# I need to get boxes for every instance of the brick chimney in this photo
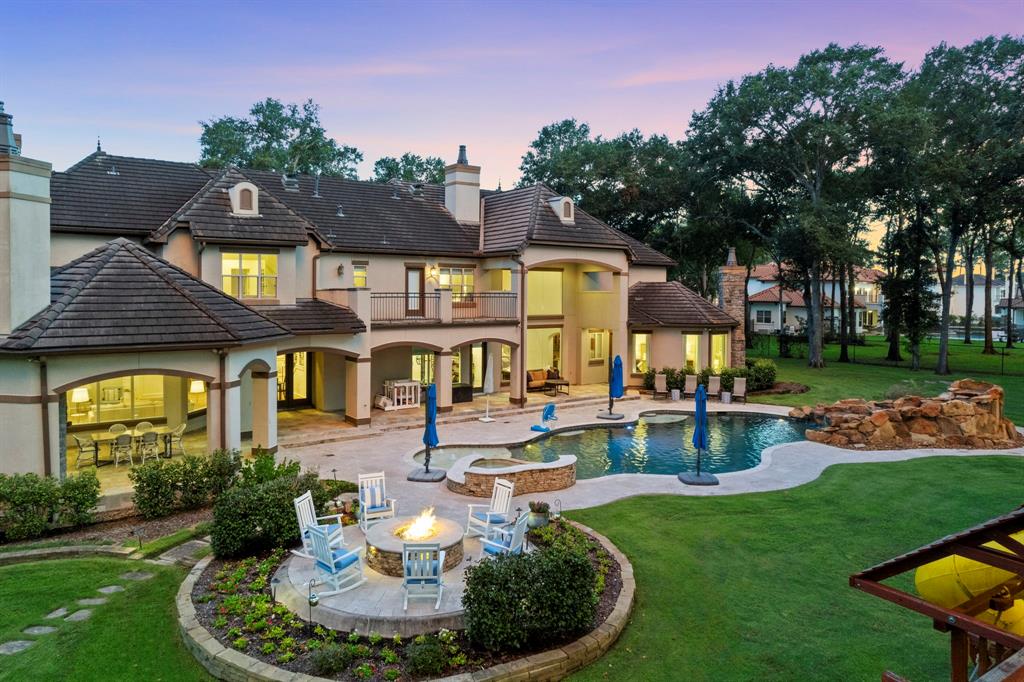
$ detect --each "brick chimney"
[444,144,480,225]
[718,246,746,367]
[0,102,51,335]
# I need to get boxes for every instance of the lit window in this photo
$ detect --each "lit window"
[221,252,278,299]
[501,345,511,382]
[411,349,435,384]
[588,330,604,362]
[353,263,367,288]
[451,351,462,383]
[439,267,475,302]
[632,333,651,374]
[755,309,772,324]
[711,334,728,372]
[66,375,170,426]
[684,334,701,372]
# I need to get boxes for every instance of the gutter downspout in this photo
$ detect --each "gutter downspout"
[197,241,205,279]
[39,358,51,476]
[218,350,227,450]
[312,254,320,300]
[513,255,527,407]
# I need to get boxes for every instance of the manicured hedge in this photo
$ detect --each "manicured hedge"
[129,449,241,519]
[642,357,777,393]
[0,470,100,541]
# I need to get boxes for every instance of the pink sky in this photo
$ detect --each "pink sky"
[3,0,1022,185]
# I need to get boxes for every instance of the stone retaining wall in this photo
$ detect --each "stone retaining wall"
[791,379,1023,450]
[447,460,576,497]
[178,522,635,682]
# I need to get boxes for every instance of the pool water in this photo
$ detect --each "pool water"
[414,412,813,478]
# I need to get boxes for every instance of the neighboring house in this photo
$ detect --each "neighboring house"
[0,104,743,483]
[747,263,884,332]
[996,296,1024,334]
[929,274,1007,319]
[748,285,864,335]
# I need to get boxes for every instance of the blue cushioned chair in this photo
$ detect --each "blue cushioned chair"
[481,512,529,557]
[358,471,397,532]
[402,543,445,610]
[293,490,346,559]
[466,477,514,538]
[308,525,365,597]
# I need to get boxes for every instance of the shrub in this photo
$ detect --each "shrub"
[405,635,448,676]
[310,642,355,676]
[207,449,241,496]
[170,455,211,510]
[463,547,597,651]
[239,449,301,486]
[528,500,549,514]
[129,461,177,519]
[641,367,656,391]
[745,358,777,391]
[211,471,327,558]
[0,473,60,541]
[56,469,100,526]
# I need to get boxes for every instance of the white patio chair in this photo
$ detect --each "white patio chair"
[402,543,445,611]
[733,377,747,403]
[167,423,187,456]
[108,423,128,435]
[358,471,396,532]
[135,421,154,434]
[112,433,134,467]
[683,374,698,398]
[466,478,514,538]
[71,434,98,468]
[137,430,161,464]
[308,525,365,597]
[293,490,346,559]
[481,512,529,557]
[653,373,669,400]
[707,375,721,399]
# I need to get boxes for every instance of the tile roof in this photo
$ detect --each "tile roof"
[749,263,885,284]
[150,167,315,246]
[748,284,862,308]
[51,152,211,236]
[628,281,737,328]
[952,273,1005,286]
[997,296,1024,310]
[258,299,366,335]
[0,238,290,354]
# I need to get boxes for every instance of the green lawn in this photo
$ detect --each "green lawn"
[568,455,1024,681]
[749,356,1024,424]
[0,558,210,681]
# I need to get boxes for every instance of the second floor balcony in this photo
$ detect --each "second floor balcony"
[370,291,518,326]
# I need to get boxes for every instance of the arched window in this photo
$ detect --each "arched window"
[240,188,253,211]
[563,201,572,218]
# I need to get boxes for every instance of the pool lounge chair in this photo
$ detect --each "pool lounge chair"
[683,374,698,399]
[733,377,747,403]
[707,375,721,400]
[653,373,669,400]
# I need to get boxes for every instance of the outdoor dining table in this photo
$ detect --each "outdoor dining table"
[89,425,175,466]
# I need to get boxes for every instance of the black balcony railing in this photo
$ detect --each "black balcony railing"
[370,293,440,323]
[452,292,518,321]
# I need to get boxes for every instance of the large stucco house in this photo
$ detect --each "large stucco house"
[0,104,745,489]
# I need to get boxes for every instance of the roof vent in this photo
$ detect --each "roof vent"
[313,174,321,198]
[281,173,300,191]
[107,164,120,176]
[409,182,424,197]
[392,185,401,199]
[335,204,345,217]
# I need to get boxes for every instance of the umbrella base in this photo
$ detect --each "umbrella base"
[477,416,495,423]
[596,412,625,420]
[407,468,447,483]
[678,472,719,486]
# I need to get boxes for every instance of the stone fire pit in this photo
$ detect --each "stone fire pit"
[364,516,465,577]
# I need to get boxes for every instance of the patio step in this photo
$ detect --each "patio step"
[277,394,640,450]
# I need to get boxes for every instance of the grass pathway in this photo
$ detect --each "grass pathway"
[567,455,1024,681]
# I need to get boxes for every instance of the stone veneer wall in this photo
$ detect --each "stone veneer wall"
[718,253,747,367]
[790,379,1022,449]
[446,461,576,497]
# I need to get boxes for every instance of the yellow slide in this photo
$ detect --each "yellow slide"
[914,531,1024,635]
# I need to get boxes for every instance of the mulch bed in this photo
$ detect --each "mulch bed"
[190,522,623,681]
[2,508,212,551]
[750,381,810,396]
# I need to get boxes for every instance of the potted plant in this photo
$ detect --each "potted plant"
[527,501,550,529]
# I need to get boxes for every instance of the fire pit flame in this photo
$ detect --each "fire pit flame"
[398,507,437,541]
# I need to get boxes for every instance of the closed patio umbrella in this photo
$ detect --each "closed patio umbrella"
[679,383,719,486]
[598,355,625,420]
[408,383,446,482]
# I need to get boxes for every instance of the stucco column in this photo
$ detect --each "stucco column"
[613,272,629,365]
[206,380,221,453]
[223,383,242,452]
[344,357,371,426]
[509,344,524,406]
[435,351,453,413]
[701,330,710,371]
[251,371,277,453]
[438,289,453,323]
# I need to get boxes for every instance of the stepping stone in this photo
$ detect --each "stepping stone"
[44,607,68,619]
[77,597,107,606]
[23,626,57,636]
[97,585,125,594]
[119,571,154,581]
[0,640,34,655]
[64,609,93,622]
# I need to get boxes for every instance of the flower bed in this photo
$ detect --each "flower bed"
[187,521,628,680]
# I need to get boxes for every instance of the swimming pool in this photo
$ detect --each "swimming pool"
[414,412,814,478]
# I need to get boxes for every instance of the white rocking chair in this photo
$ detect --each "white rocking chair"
[466,477,514,538]
[358,471,397,532]
[293,490,346,559]
[402,542,445,611]
[481,512,529,557]
[308,525,366,597]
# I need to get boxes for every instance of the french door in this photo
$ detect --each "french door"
[276,352,311,408]
[405,267,425,316]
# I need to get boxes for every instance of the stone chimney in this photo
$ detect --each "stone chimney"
[0,102,51,335]
[444,144,480,224]
[718,246,746,367]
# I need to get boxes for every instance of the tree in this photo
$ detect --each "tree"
[880,215,940,369]
[371,153,445,184]
[199,98,363,177]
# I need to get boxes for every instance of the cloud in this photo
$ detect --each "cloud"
[611,54,792,88]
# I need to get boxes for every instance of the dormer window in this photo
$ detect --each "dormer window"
[228,182,259,216]
[548,196,575,225]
